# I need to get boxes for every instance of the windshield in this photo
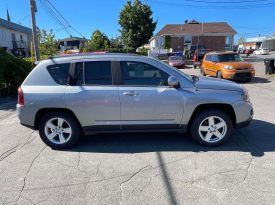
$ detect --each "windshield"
[218,54,243,62]
[169,56,182,60]
[153,58,193,81]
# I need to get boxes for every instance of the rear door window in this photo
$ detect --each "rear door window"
[84,61,112,85]
[47,63,70,85]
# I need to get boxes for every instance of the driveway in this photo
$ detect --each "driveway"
[1,64,275,205]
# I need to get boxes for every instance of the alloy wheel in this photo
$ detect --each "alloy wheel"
[198,116,227,143]
[44,117,72,145]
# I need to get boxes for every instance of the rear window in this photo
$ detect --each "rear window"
[47,63,70,85]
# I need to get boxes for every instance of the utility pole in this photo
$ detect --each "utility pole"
[30,0,40,61]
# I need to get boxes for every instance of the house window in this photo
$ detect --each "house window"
[184,36,192,44]
[225,36,232,48]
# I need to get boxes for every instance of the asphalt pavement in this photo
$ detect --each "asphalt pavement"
[1,61,275,205]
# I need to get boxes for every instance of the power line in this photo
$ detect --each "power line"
[183,0,271,4]
[45,0,84,38]
[39,0,74,36]
[39,0,84,37]
[143,0,275,9]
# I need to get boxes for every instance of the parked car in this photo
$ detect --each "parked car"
[193,49,213,69]
[184,44,206,59]
[254,48,269,55]
[244,49,254,57]
[17,53,253,149]
[168,56,185,69]
[201,52,255,81]
[237,48,244,54]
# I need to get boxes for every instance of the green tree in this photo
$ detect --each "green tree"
[237,36,245,45]
[38,29,58,58]
[119,0,157,50]
[110,36,123,48]
[86,30,110,51]
[0,48,32,95]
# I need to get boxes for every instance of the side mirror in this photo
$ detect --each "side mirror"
[168,76,180,88]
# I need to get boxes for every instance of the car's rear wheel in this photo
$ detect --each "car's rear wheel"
[216,71,223,79]
[38,112,81,149]
[190,109,233,146]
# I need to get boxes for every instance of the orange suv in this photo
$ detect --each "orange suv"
[201,52,255,81]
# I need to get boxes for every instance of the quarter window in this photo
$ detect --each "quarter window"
[205,55,212,61]
[47,63,70,85]
[84,61,112,85]
[120,61,169,86]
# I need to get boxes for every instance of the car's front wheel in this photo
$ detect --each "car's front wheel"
[38,112,81,149]
[190,109,233,146]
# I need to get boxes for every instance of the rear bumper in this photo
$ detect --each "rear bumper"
[17,104,36,129]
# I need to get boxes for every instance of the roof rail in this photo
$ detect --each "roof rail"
[47,52,139,59]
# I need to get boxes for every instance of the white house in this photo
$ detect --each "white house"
[0,18,32,56]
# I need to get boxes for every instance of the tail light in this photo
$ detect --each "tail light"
[18,87,24,106]
[193,54,196,62]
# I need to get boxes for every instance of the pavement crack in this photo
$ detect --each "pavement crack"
[22,131,36,147]
[0,144,19,162]
[50,158,87,174]
[140,177,152,193]
[77,152,80,169]
[119,165,150,205]
[242,155,253,184]
[15,146,47,205]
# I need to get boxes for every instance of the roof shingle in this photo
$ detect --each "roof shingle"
[155,22,236,36]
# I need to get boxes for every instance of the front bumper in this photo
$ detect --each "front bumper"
[223,70,255,80]
[236,108,253,128]
[235,102,253,128]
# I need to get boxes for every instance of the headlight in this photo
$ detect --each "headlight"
[241,86,250,102]
[224,65,234,70]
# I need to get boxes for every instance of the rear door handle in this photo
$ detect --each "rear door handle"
[122,91,139,96]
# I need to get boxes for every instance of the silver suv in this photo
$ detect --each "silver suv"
[17,54,253,149]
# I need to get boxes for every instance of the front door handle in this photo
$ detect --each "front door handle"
[122,91,139,96]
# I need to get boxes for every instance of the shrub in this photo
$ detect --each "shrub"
[0,48,32,96]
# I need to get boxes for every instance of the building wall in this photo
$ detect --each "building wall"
[0,26,13,48]
[0,26,31,50]
[150,36,164,50]
[171,37,184,51]
[192,36,227,51]
[169,35,234,52]
[262,39,275,51]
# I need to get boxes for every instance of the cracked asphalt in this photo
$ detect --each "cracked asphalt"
[1,60,275,205]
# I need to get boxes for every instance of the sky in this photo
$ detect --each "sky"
[1,0,275,43]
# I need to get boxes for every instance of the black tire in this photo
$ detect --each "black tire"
[189,109,233,146]
[216,71,223,79]
[38,112,81,149]
[246,78,252,82]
